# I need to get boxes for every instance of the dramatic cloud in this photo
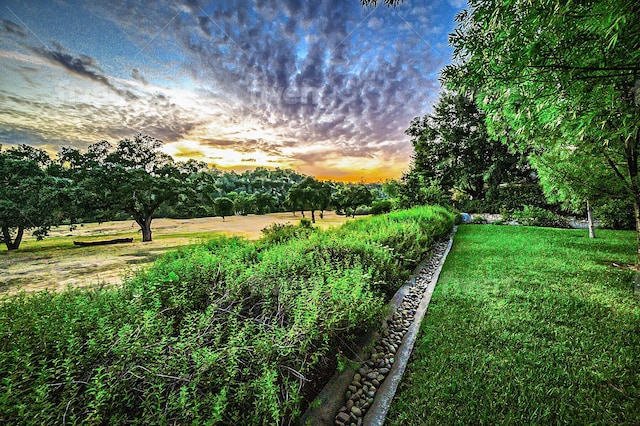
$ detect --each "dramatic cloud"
[0,0,464,181]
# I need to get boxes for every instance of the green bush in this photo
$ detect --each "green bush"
[456,184,556,214]
[260,221,314,245]
[596,198,635,230]
[370,199,394,215]
[0,206,454,425]
[510,205,570,228]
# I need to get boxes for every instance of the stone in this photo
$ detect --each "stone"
[372,379,380,387]
[366,372,378,380]
[351,406,362,417]
[348,385,357,393]
[351,380,362,388]
[346,400,354,411]
[336,412,350,424]
[376,374,385,382]
[379,367,390,374]
[353,373,361,382]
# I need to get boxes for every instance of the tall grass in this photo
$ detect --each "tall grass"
[0,206,454,425]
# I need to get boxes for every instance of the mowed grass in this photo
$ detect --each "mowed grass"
[387,225,640,425]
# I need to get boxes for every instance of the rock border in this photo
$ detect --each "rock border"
[301,228,456,426]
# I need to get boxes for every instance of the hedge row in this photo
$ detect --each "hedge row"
[0,206,454,425]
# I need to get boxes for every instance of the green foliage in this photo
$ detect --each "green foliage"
[387,225,639,425]
[403,92,532,202]
[370,199,394,215]
[596,198,635,230]
[0,145,69,250]
[0,206,454,424]
[59,134,203,242]
[259,221,314,245]
[507,206,570,229]
[213,197,235,221]
[286,177,333,223]
[333,184,374,217]
[456,183,555,214]
[442,0,640,260]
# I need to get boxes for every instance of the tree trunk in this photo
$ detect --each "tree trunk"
[586,199,596,239]
[2,225,24,250]
[136,216,153,242]
[301,210,305,218]
[320,210,324,219]
[634,193,640,266]
[311,210,316,223]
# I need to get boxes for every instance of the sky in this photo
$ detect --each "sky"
[0,0,465,182]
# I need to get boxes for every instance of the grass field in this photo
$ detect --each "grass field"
[0,212,350,295]
[386,225,640,425]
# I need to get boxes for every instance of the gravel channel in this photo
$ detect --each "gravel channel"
[334,236,452,426]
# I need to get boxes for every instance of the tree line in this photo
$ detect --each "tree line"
[0,135,395,250]
[368,0,637,258]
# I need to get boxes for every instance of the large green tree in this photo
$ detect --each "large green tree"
[403,92,530,202]
[0,145,69,250]
[439,0,640,260]
[61,134,195,242]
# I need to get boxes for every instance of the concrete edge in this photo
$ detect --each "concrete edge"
[362,227,457,425]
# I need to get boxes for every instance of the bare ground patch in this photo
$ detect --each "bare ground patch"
[0,212,350,295]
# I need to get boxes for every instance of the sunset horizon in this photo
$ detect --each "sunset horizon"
[0,0,465,181]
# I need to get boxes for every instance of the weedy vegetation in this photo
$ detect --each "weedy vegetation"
[0,206,454,425]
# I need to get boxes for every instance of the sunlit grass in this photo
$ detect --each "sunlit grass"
[387,225,639,425]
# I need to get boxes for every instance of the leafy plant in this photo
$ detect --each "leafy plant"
[0,206,455,424]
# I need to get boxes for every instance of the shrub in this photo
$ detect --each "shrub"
[370,199,394,215]
[510,205,570,228]
[0,206,455,425]
[260,221,314,245]
[596,198,635,230]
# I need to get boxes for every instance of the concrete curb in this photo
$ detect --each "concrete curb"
[363,227,456,425]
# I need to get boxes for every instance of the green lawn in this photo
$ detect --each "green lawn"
[387,225,639,425]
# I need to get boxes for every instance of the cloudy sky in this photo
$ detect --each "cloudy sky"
[0,0,464,181]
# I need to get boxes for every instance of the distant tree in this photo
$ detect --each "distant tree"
[335,184,373,218]
[213,197,235,221]
[286,177,333,223]
[382,179,401,199]
[254,192,276,215]
[61,134,194,242]
[0,145,68,250]
[231,191,255,216]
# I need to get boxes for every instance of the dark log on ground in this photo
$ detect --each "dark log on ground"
[73,238,133,247]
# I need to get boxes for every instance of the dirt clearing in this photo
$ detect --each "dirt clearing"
[1,212,350,295]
